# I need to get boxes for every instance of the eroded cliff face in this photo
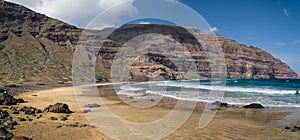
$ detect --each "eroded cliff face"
[0,1,297,85]
[219,37,297,79]
[97,24,298,80]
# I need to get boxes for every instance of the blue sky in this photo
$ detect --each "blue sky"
[7,0,300,75]
[179,0,300,75]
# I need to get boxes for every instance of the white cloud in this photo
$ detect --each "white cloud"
[292,40,300,44]
[209,27,218,32]
[283,8,290,16]
[164,0,179,3]
[275,40,300,46]
[275,42,287,46]
[138,21,151,24]
[6,0,137,29]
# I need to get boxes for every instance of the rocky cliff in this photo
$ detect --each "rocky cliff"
[98,24,298,80]
[0,1,297,85]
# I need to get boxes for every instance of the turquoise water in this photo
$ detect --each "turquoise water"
[118,79,300,108]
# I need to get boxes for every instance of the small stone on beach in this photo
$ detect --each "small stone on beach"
[82,109,91,113]
[80,124,88,128]
[12,109,19,114]
[17,117,26,122]
[49,117,58,121]
[60,117,68,121]
[83,103,101,108]
[56,125,62,128]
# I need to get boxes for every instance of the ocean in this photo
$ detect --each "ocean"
[117,79,300,108]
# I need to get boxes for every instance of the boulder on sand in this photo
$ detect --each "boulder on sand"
[0,93,25,105]
[43,103,73,114]
[243,103,264,109]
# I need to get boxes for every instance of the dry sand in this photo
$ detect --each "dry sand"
[5,83,300,140]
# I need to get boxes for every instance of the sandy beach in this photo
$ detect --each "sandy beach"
[3,83,300,140]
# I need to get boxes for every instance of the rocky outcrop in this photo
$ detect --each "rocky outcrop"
[43,103,73,114]
[0,93,25,105]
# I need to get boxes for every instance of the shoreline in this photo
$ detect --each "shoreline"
[1,83,300,139]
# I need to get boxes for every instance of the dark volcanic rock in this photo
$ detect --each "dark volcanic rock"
[25,116,32,122]
[36,114,42,119]
[0,127,13,139]
[0,110,18,130]
[0,110,9,119]
[212,101,229,107]
[43,103,72,114]
[243,103,264,109]
[0,93,25,105]
[60,117,68,121]
[289,126,300,132]
[49,117,58,121]
[56,125,62,128]
[17,117,26,122]
[12,109,19,114]
[19,106,42,115]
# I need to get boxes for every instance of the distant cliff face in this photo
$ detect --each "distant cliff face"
[218,37,297,79]
[98,24,298,80]
[0,1,297,85]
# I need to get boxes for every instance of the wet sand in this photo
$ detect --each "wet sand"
[5,84,300,140]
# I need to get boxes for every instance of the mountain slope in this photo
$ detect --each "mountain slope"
[0,31,73,85]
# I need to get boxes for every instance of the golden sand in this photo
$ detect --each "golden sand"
[7,84,300,140]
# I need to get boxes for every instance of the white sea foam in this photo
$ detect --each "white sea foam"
[156,82,296,95]
[117,81,300,108]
